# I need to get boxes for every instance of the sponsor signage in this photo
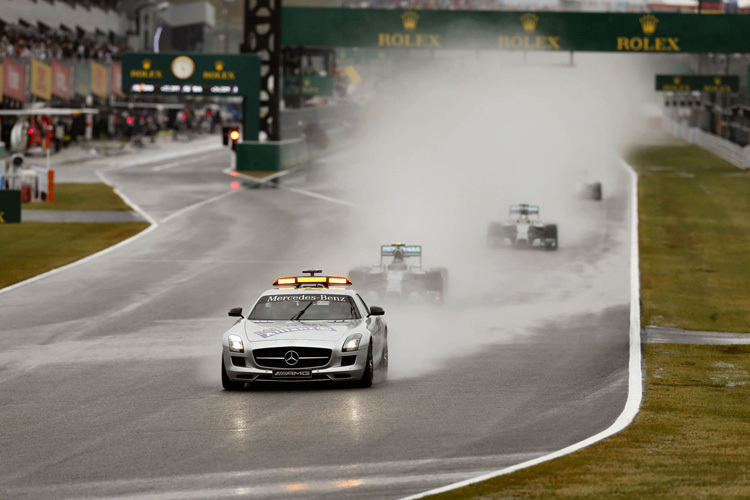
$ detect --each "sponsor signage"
[2,58,25,102]
[283,74,334,96]
[31,59,52,101]
[283,8,750,53]
[111,62,124,97]
[51,61,71,99]
[122,53,258,96]
[655,75,739,93]
[91,61,108,98]
[74,62,91,96]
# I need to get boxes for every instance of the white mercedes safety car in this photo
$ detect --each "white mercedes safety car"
[221,270,388,389]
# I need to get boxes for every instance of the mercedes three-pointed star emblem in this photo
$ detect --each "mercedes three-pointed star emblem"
[284,350,300,366]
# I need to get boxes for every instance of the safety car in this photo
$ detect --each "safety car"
[221,270,388,390]
[348,243,447,303]
[487,204,558,250]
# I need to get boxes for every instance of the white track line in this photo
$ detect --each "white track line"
[0,146,228,296]
[160,189,241,224]
[399,161,643,500]
[151,161,183,172]
[226,168,362,209]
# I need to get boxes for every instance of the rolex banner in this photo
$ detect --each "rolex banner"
[283,8,750,53]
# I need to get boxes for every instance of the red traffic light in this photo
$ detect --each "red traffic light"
[28,128,34,135]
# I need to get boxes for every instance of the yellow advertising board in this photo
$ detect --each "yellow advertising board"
[91,61,108,98]
[30,59,52,101]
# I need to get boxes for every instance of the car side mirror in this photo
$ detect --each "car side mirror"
[228,307,244,318]
[369,306,385,316]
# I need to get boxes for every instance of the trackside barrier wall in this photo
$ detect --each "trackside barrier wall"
[0,190,22,223]
[664,116,750,169]
[235,128,346,172]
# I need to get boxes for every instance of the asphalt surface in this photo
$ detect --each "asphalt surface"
[0,146,633,499]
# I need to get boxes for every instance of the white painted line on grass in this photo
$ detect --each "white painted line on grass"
[399,161,643,500]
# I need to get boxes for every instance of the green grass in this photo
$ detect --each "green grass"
[427,344,750,500]
[628,144,750,333]
[23,183,133,211]
[423,138,750,499]
[0,222,148,289]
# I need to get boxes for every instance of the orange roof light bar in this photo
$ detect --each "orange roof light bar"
[298,276,327,283]
[327,277,351,285]
[274,277,297,286]
[272,276,352,287]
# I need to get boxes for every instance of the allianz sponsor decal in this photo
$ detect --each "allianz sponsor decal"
[256,325,338,339]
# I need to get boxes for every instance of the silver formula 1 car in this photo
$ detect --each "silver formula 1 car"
[221,270,388,390]
[487,204,558,250]
[348,243,447,303]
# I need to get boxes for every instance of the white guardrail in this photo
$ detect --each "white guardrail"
[663,117,750,170]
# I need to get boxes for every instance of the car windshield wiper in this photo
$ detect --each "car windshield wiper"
[290,301,314,321]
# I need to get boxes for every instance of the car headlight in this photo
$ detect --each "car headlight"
[342,333,363,352]
[228,334,244,353]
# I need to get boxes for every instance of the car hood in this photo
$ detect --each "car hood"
[244,320,364,342]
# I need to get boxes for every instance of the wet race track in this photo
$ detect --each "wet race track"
[0,143,635,499]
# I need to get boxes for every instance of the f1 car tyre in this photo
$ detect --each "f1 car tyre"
[377,341,389,383]
[487,222,503,248]
[426,269,446,303]
[543,224,558,251]
[358,344,374,388]
[591,182,602,201]
[221,359,245,391]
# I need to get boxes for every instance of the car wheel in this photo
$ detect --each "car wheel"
[358,344,374,388]
[487,223,502,248]
[377,342,389,383]
[221,359,245,391]
[591,182,602,201]
[543,224,558,251]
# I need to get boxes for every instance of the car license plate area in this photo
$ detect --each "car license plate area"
[272,369,312,379]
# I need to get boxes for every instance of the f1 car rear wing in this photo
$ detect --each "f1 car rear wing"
[509,204,540,216]
[380,243,422,268]
[381,244,422,257]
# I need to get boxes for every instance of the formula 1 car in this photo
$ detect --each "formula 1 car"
[348,243,447,303]
[578,181,602,201]
[487,204,558,250]
[221,270,388,389]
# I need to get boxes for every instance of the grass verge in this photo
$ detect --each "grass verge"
[0,222,148,289]
[23,183,132,211]
[628,143,750,333]
[423,138,750,499]
[427,344,750,500]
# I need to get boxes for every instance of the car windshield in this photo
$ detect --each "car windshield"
[249,294,360,321]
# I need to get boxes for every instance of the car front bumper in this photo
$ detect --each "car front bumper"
[223,341,369,383]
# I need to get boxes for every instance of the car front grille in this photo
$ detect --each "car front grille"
[253,346,332,369]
